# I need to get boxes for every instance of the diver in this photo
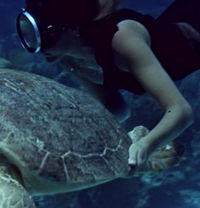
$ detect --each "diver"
[16,0,200,170]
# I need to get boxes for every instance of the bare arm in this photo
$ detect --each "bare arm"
[112,20,194,164]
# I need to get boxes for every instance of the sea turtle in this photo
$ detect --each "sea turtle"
[0,68,181,207]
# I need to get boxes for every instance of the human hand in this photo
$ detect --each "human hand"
[127,126,153,170]
[128,137,153,169]
[127,126,184,174]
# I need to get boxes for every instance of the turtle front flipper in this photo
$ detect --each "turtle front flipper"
[128,126,184,175]
[0,166,36,208]
[137,141,184,174]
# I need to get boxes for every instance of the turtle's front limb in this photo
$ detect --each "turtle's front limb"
[0,168,36,208]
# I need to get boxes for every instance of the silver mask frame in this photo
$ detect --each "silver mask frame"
[16,9,42,53]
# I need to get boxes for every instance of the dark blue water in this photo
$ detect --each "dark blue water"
[0,1,200,208]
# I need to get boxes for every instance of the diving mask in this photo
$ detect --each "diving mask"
[16,9,66,53]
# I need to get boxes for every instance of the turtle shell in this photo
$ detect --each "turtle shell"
[0,69,131,194]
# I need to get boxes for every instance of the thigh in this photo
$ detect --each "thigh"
[151,22,200,80]
[157,0,200,32]
[101,88,131,123]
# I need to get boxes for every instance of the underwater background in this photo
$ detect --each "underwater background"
[0,0,200,207]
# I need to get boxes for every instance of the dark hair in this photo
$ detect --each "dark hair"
[26,0,100,26]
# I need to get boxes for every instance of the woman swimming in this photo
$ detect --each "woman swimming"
[16,0,200,169]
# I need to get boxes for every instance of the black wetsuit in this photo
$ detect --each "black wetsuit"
[80,0,200,95]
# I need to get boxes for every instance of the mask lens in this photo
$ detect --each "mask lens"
[17,11,41,53]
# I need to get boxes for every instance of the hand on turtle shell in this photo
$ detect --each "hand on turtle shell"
[128,136,153,169]
[128,126,151,169]
[127,126,184,174]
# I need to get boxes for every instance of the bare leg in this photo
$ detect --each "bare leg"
[101,89,131,123]
[158,0,200,32]
[176,22,200,53]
